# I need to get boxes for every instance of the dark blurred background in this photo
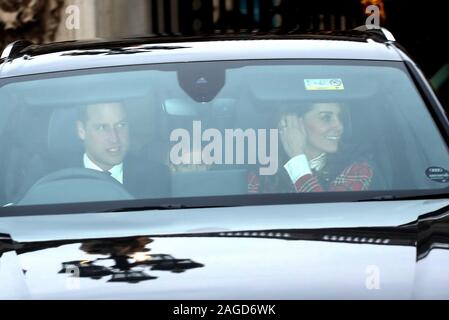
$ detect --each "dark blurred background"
[0,0,447,79]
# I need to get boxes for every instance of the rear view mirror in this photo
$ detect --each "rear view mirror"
[163,98,199,116]
[162,98,236,117]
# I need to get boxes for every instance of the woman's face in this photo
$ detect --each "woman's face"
[302,102,344,157]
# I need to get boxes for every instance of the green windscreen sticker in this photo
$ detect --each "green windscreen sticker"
[304,79,344,91]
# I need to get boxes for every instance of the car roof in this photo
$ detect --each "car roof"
[0,30,405,79]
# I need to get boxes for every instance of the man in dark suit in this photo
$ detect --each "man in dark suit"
[76,101,170,199]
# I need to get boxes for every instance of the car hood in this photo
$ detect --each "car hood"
[2,199,449,299]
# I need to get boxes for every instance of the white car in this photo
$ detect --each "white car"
[1,28,449,299]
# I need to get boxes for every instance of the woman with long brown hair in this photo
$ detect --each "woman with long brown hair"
[248,101,374,193]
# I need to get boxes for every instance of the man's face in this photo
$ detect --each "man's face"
[77,102,130,171]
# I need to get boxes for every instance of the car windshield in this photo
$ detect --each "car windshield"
[1,59,449,209]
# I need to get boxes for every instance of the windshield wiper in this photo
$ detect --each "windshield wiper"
[0,233,23,256]
[358,190,449,202]
[107,202,229,213]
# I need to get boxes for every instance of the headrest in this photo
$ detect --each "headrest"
[47,107,83,158]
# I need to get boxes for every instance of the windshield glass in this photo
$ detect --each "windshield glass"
[1,60,448,207]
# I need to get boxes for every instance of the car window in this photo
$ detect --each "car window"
[0,59,448,207]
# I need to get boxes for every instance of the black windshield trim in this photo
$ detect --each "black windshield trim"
[1,189,449,218]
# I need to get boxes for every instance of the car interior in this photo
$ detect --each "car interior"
[0,60,449,206]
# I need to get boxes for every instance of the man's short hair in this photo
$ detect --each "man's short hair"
[77,101,126,123]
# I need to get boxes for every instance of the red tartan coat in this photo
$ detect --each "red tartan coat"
[248,161,373,193]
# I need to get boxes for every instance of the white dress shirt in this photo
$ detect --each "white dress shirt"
[283,153,327,183]
[83,153,123,184]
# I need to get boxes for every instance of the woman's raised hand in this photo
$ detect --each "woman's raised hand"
[279,113,307,159]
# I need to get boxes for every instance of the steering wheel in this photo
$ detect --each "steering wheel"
[18,168,134,205]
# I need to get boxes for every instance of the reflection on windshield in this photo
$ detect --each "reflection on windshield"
[0,60,449,208]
